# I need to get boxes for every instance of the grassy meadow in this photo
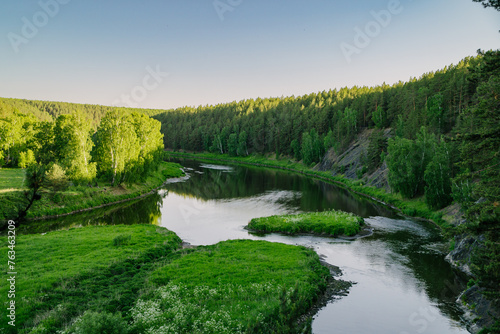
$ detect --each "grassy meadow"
[0,225,182,333]
[0,227,333,333]
[0,161,184,221]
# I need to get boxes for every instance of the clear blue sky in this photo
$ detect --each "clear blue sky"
[1,0,498,109]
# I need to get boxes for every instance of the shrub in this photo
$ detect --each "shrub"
[112,234,132,246]
[44,163,69,193]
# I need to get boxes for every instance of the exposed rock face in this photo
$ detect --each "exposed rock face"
[459,285,500,334]
[317,128,391,191]
[446,234,485,277]
[446,234,500,333]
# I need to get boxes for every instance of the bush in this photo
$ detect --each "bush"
[112,234,132,246]
[44,163,69,193]
[65,311,128,334]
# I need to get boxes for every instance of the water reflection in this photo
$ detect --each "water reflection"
[168,159,396,219]
[17,192,163,235]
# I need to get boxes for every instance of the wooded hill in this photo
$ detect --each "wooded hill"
[0,51,498,317]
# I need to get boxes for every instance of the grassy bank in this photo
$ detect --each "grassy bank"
[0,224,183,334]
[0,226,333,333]
[136,239,330,333]
[167,151,450,232]
[248,210,364,238]
[0,161,184,221]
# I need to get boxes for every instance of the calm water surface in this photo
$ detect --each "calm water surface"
[23,159,470,333]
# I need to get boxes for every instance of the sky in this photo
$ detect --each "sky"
[0,0,498,110]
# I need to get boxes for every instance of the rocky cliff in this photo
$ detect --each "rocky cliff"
[317,128,391,191]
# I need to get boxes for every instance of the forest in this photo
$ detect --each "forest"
[0,103,165,219]
[0,50,498,329]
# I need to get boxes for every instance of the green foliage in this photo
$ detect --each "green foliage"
[44,163,69,193]
[145,239,330,333]
[427,93,445,133]
[54,113,96,183]
[64,311,129,334]
[0,110,37,167]
[248,210,364,237]
[160,162,185,179]
[237,131,248,156]
[424,139,453,209]
[367,129,387,172]
[372,106,387,129]
[387,128,437,198]
[18,149,36,168]
[93,110,140,184]
[323,129,336,152]
[291,139,301,161]
[301,132,314,165]
[301,129,323,166]
[227,133,238,156]
[471,236,500,300]
[0,168,25,191]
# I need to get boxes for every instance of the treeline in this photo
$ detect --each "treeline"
[0,97,170,128]
[0,109,164,185]
[154,55,477,159]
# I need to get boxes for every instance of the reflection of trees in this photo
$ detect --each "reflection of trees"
[311,180,397,218]
[166,161,394,219]
[17,193,163,235]
[371,227,468,324]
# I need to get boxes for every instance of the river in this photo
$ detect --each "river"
[23,159,470,333]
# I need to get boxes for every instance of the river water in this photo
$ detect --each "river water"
[23,159,470,333]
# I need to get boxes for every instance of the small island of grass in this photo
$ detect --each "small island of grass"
[247,210,365,238]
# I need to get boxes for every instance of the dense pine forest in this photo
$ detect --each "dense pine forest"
[0,50,499,330]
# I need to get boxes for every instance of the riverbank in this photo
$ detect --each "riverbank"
[0,162,184,222]
[166,152,450,232]
[0,225,340,333]
[246,210,366,238]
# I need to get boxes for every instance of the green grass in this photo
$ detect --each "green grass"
[0,168,25,193]
[0,228,332,333]
[248,210,364,237]
[0,162,184,220]
[135,239,330,333]
[0,224,182,333]
[168,151,451,232]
